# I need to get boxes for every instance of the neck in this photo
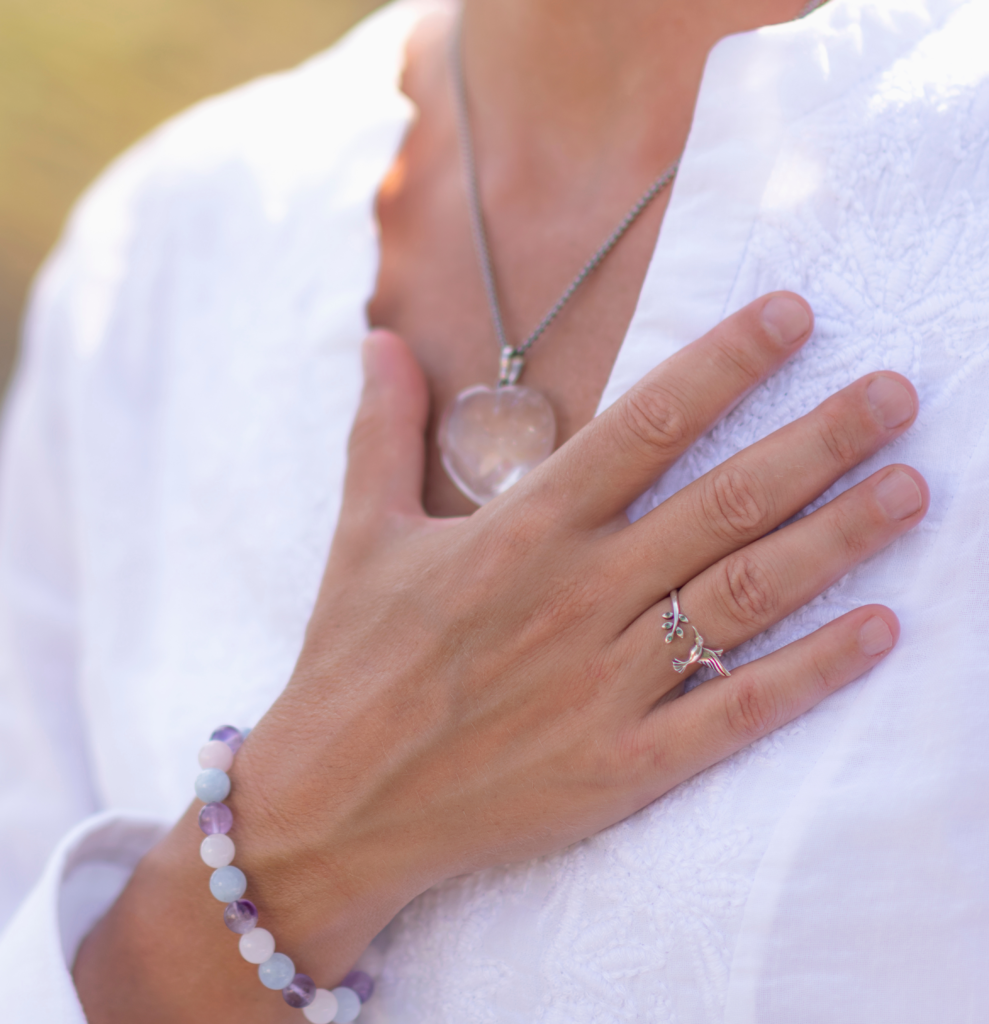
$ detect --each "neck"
[459,0,810,188]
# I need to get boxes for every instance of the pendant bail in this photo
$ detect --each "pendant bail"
[498,347,525,387]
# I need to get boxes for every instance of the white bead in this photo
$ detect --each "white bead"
[302,989,339,1024]
[198,739,234,772]
[355,943,385,979]
[200,834,235,868]
[238,927,275,964]
[331,986,361,1023]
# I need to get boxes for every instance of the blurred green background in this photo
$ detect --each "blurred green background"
[0,0,383,394]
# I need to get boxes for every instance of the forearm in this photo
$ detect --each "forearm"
[74,806,282,1024]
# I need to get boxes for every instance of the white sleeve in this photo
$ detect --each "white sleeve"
[0,813,166,1019]
[0,138,171,1016]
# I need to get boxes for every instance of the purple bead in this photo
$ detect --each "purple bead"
[223,899,258,934]
[342,970,375,1003]
[210,725,243,753]
[282,973,317,1008]
[198,801,233,835]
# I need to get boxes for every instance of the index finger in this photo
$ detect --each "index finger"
[533,292,813,526]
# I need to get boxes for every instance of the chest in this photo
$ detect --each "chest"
[366,84,673,516]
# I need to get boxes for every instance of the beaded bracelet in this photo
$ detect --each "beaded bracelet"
[196,726,380,1023]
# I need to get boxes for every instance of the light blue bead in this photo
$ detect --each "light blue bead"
[209,865,246,903]
[332,987,361,1023]
[195,768,231,803]
[240,727,252,739]
[258,952,295,990]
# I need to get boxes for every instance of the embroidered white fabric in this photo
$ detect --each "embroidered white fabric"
[1,0,989,1020]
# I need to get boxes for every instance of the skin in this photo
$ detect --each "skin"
[372,0,817,516]
[75,1,930,1021]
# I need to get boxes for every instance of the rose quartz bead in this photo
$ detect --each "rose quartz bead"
[238,927,275,964]
[198,802,233,834]
[198,739,234,772]
[302,989,339,1024]
[200,833,235,868]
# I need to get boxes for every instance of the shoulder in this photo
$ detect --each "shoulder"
[26,0,439,368]
[63,0,434,237]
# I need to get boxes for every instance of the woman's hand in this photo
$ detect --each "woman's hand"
[77,293,926,1023]
[237,293,924,955]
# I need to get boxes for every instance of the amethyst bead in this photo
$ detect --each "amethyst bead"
[342,970,375,1003]
[223,899,258,935]
[210,725,244,753]
[283,973,317,1009]
[198,739,234,772]
[198,801,233,835]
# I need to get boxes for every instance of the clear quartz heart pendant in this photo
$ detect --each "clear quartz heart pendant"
[438,383,557,506]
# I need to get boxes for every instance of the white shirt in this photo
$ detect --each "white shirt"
[2,0,989,1020]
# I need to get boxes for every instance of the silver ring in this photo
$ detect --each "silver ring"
[661,588,689,644]
[663,589,731,677]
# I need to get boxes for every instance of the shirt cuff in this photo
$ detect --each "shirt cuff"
[0,810,168,1021]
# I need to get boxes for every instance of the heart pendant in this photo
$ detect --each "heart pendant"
[438,383,557,505]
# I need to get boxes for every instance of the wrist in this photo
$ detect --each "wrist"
[220,720,430,978]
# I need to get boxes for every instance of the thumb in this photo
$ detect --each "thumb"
[339,330,430,530]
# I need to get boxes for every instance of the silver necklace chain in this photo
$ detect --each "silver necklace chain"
[450,22,680,386]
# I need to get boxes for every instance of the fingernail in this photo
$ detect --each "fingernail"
[867,375,914,429]
[874,469,923,520]
[859,615,894,657]
[761,295,811,346]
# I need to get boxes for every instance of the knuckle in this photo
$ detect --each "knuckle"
[718,551,782,628]
[703,465,771,543]
[723,677,784,743]
[816,406,862,467]
[475,503,561,583]
[469,524,598,639]
[617,384,693,459]
[496,503,552,552]
[467,524,532,594]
